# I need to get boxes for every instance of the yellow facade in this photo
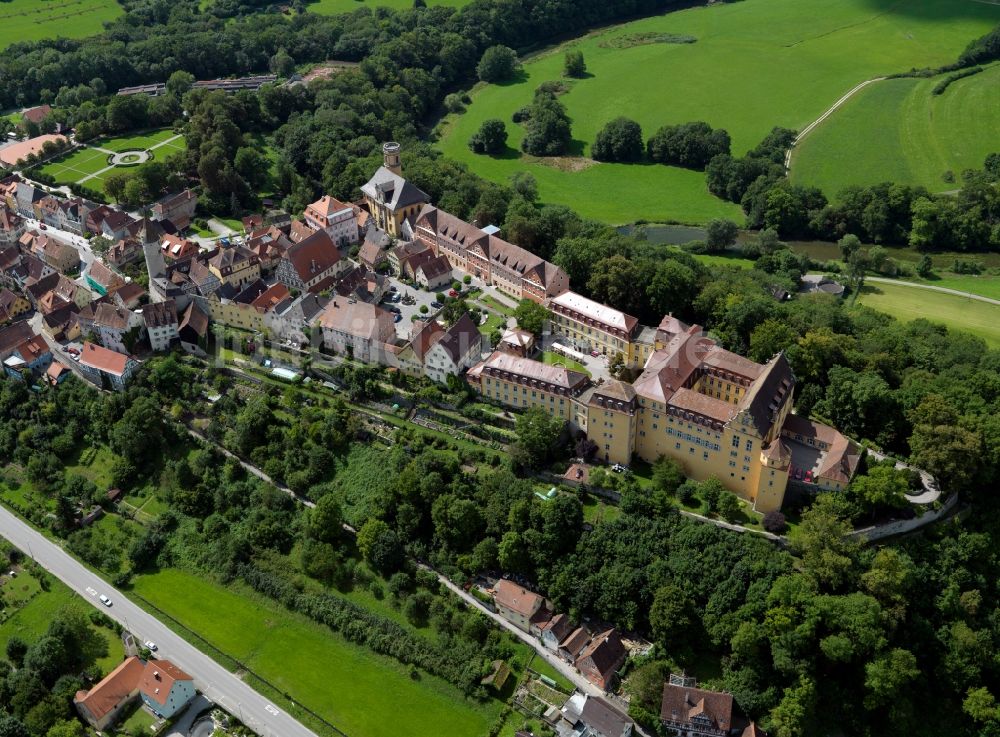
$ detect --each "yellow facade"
[206,299,263,332]
[586,403,636,466]
[479,374,576,421]
[550,312,636,363]
[209,260,260,290]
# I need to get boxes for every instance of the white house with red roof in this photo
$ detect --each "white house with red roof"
[303,194,359,246]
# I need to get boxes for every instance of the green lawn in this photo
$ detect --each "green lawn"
[438,0,1000,224]
[0,0,122,49]
[130,568,498,737]
[36,129,185,198]
[307,0,468,15]
[855,281,1000,347]
[906,274,1000,301]
[97,128,181,153]
[539,350,590,375]
[65,445,116,488]
[790,64,1000,195]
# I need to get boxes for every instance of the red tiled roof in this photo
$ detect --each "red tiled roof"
[494,579,545,618]
[74,656,145,721]
[660,683,734,732]
[138,660,192,707]
[80,342,130,376]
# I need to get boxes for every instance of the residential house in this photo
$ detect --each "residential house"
[263,292,327,346]
[275,228,346,293]
[335,265,388,304]
[492,579,552,636]
[559,693,634,737]
[187,259,221,297]
[85,260,126,296]
[413,204,568,303]
[393,319,445,377]
[415,254,454,291]
[197,279,272,332]
[358,226,392,271]
[388,239,431,277]
[399,247,437,281]
[208,245,260,290]
[41,304,80,341]
[141,300,179,351]
[540,613,573,652]
[316,297,395,363]
[422,312,483,384]
[107,237,144,267]
[78,342,138,390]
[241,213,264,233]
[3,334,51,378]
[150,190,197,230]
[498,327,536,358]
[0,321,36,360]
[92,303,143,353]
[19,231,79,273]
[245,226,292,271]
[98,210,133,241]
[14,182,44,218]
[46,361,70,385]
[75,657,195,731]
[303,194,359,246]
[47,274,91,309]
[21,104,52,128]
[559,627,591,663]
[112,282,145,310]
[138,660,196,719]
[288,219,316,243]
[0,288,30,323]
[360,143,429,237]
[660,682,737,737]
[25,272,60,309]
[160,234,199,262]
[0,206,25,246]
[178,301,209,356]
[248,282,290,314]
[575,629,627,691]
[74,657,147,731]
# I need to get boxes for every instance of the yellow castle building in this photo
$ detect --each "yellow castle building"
[469,315,859,513]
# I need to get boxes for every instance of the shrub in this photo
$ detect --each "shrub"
[647,121,731,169]
[477,45,519,83]
[564,49,586,78]
[443,93,465,113]
[468,119,508,155]
[592,117,643,162]
[762,511,787,534]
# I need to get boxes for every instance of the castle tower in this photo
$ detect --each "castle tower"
[383,141,402,176]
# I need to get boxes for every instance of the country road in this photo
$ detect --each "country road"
[0,505,320,737]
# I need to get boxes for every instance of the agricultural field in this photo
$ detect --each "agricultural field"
[438,0,1000,224]
[307,0,468,15]
[855,281,1000,348]
[130,568,500,737]
[0,0,122,49]
[790,64,1000,195]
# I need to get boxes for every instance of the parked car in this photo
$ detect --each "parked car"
[804,470,814,483]
[144,641,157,651]
[591,350,600,357]
[431,301,443,309]
[611,463,629,473]
[393,314,402,323]
[388,285,397,292]
[448,289,459,297]
[99,594,112,607]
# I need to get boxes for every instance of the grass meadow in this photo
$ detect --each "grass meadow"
[790,63,1000,195]
[438,0,1000,224]
[130,568,499,737]
[855,281,1000,347]
[0,0,122,48]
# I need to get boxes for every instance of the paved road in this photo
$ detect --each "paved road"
[0,505,320,737]
[865,276,1000,307]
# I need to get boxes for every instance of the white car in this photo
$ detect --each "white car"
[144,641,158,651]
[99,594,112,607]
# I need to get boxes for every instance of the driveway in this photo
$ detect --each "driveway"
[164,695,214,737]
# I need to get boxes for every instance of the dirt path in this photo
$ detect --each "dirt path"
[865,276,1000,308]
[785,77,886,169]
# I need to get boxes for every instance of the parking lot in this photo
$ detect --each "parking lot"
[383,275,451,339]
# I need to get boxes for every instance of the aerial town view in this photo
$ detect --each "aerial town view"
[0,0,998,736]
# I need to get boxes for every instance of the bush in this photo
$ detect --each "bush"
[592,117,643,162]
[443,93,465,113]
[564,49,586,78]
[520,89,572,157]
[477,45,519,83]
[762,511,787,534]
[952,258,982,275]
[647,121,731,169]
[469,119,508,155]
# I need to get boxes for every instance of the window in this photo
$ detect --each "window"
[675,442,681,450]
[731,436,740,448]
[745,439,753,452]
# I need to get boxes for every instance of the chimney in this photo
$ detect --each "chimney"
[383,142,402,176]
